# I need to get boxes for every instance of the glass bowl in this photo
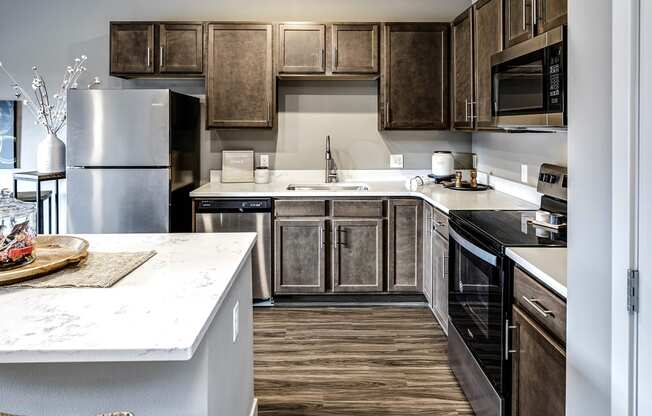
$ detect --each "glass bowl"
[0,189,37,270]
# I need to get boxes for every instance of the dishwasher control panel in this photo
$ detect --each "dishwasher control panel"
[196,198,272,212]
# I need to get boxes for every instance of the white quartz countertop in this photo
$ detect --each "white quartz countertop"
[190,179,537,214]
[506,247,567,299]
[0,233,257,364]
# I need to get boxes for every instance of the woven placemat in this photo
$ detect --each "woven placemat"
[6,251,156,288]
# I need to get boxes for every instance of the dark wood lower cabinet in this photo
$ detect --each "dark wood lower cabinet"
[331,219,383,293]
[387,199,423,292]
[511,305,566,416]
[274,219,327,294]
[432,231,449,332]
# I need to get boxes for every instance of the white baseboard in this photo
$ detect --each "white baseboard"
[249,398,258,416]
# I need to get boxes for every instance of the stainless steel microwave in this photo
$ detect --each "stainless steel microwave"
[491,26,566,130]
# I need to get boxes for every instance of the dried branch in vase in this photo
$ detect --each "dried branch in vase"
[0,55,91,135]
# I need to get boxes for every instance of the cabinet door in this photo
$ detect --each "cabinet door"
[452,8,475,130]
[332,219,383,293]
[511,305,566,416]
[422,205,433,305]
[387,199,422,292]
[159,23,203,74]
[110,23,155,74]
[433,231,449,333]
[332,24,379,74]
[278,24,326,73]
[474,0,503,128]
[380,23,449,130]
[537,0,567,35]
[274,219,327,294]
[207,23,273,128]
[505,0,535,48]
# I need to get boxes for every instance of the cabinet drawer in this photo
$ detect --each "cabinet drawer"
[275,199,327,217]
[331,200,384,218]
[514,266,567,344]
[433,209,449,238]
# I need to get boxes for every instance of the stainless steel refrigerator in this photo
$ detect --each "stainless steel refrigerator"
[66,89,200,233]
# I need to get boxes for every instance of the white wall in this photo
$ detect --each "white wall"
[567,0,613,414]
[472,131,567,186]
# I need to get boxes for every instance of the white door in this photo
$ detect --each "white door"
[637,0,652,413]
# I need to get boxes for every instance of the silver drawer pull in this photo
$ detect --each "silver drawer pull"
[522,296,555,318]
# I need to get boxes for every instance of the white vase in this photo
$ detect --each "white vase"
[36,133,66,173]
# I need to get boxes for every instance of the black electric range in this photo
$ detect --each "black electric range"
[447,165,567,416]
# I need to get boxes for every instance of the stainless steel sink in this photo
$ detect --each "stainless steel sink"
[286,183,369,191]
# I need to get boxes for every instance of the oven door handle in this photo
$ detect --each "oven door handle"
[449,228,498,267]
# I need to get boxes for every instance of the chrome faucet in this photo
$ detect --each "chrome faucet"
[325,135,338,183]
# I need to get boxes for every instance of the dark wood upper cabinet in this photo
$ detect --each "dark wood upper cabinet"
[110,23,155,75]
[159,23,203,74]
[331,219,384,293]
[505,0,535,48]
[537,0,567,35]
[331,24,379,74]
[452,9,474,130]
[474,0,503,128]
[511,305,566,416]
[206,23,274,128]
[380,23,450,130]
[387,199,422,292]
[278,24,326,73]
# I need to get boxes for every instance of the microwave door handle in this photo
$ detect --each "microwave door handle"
[449,228,498,267]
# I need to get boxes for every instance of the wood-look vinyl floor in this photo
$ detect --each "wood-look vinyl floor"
[254,307,474,416]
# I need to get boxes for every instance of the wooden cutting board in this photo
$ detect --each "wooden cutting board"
[0,235,89,286]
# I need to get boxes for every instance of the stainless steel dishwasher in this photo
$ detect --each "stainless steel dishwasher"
[194,198,272,301]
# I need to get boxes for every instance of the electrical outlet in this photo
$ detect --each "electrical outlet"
[259,154,269,168]
[390,154,404,169]
[232,301,239,343]
[521,164,528,183]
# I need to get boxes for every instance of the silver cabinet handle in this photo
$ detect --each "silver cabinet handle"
[522,0,527,31]
[147,47,151,68]
[320,48,325,69]
[334,47,338,67]
[319,226,326,248]
[522,296,555,318]
[469,101,478,120]
[160,46,164,67]
[465,98,469,121]
[532,0,538,32]
[505,319,518,360]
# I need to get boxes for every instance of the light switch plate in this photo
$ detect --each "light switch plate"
[232,301,239,343]
[259,154,269,168]
[390,154,404,169]
[521,164,528,183]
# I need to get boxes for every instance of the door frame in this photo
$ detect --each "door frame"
[611,0,641,415]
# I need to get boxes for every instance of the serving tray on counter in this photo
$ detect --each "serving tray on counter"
[0,236,89,286]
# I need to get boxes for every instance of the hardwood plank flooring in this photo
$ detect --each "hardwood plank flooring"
[254,307,473,416]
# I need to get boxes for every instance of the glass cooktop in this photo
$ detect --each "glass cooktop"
[450,210,567,248]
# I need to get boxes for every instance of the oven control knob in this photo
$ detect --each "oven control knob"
[548,174,558,184]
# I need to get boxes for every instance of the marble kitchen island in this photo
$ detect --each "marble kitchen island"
[0,233,258,416]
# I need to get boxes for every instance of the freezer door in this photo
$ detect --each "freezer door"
[67,168,170,233]
[67,89,171,167]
